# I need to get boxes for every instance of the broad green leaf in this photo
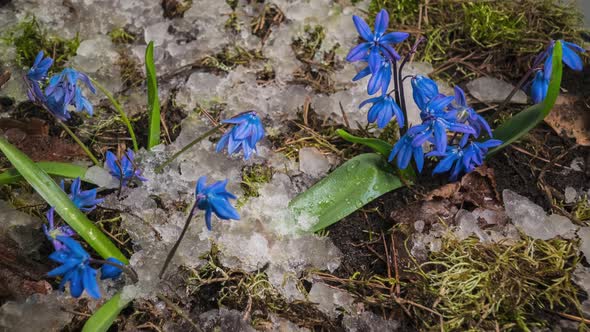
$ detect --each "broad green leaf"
[82,292,131,332]
[336,129,392,157]
[489,41,563,154]
[0,162,89,185]
[145,41,161,150]
[0,138,127,263]
[289,153,403,232]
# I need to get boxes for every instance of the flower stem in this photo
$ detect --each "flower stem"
[91,79,139,152]
[154,124,224,173]
[90,258,139,283]
[57,120,100,166]
[158,201,199,279]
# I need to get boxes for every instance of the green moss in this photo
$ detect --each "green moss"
[292,25,326,62]
[236,164,274,207]
[1,16,80,70]
[201,46,264,73]
[225,12,241,34]
[573,195,590,222]
[364,0,585,80]
[109,28,135,44]
[411,234,583,330]
[367,0,419,26]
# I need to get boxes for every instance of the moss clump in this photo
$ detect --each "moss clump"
[240,164,274,199]
[109,27,135,45]
[292,25,326,62]
[201,46,264,73]
[573,195,590,221]
[412,234,582,330]
[2,16,80,70]
[367,0,419,26]
[162,0,193,19]
[251,3,285,39]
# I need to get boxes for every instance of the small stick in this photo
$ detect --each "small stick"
[158,202,199,278]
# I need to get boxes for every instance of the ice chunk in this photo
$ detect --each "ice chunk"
[466,77,528,104]
[454,209,489,242]
[299,147,331,177]
[573,265,590,297]
[564,186,578,204]
[578,227,590,263]
[308,283,354,318]
[199,308,256,332]
[84,166,119,189]
[342,311,400,332]
[0,200,44,255]
[503,190,578,240]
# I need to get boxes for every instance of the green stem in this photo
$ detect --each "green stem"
[154,124,224,173]
[57,120,100,166]
[91,79,139,152]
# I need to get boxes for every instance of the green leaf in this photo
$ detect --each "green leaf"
[0,162,90,185]
[82,292,131,332]
[489,41,563,154]
[0,137,127,263]
[145,41,161,150]
[336,129,392,157]
[289,153,403,232]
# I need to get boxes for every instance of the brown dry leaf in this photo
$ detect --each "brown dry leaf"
[1,118,87,162]
[544,95,590,146]
[0,70,10,90]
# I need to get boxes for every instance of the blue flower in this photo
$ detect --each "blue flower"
[429,139,502,181]
[530,70,550,104]
[44,68,96,120]
[359,93,404,129]
[216,111,265,160]
[453,86,492,144]
[408,95,476,153]
[195,176,240,230]
[532,40,585,104]
[412,75,440,112]
[27,51,53,82]
[367,60,392,95]
[60,177,104,212]
[47,236,100,299]
[105,149,147,186]
[43,208,75,251]
[100,257,124,280]
[346,9,409,67]
[388,133,424,172]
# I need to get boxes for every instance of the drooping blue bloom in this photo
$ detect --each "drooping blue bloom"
[195,176,240,230]
[60,177,104,212]
[43,208,76,251]
[100,257,124,280]
[27,51,53,82]
[532,40,585,104]
[429,139,502,181]
[43,68,96,120]
[412,75,440,112]
[346,9,409,66]
[530,70,550,104]
[388,133,424,172]
[367,60,392,95]
[408,95,476,153]
[105,149,147,186]
[359,93,404,129]
[216,111,265,160]
[47,236,101,299]
[453,86,492,144]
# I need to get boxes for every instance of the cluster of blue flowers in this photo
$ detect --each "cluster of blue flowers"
[25,51,96,121]
[347,9,501,180]
[105,149,148,186]
[530,40,585,104]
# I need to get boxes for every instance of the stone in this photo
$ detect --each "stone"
[564,186,578,204]
[578,227,590,263]
[342,311,400,332]
[466,77,528,104]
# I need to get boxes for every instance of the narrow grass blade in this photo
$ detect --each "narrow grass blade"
[289,153,402,232]
[92,79,139,152]
[82,292,131,332]
[0,162,89,184]
[0,137,127,263]
[336,129,392,157]
[489,41,563,154]
[145,41,161,150]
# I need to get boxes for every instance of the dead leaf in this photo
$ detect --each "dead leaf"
[0,70,10,90]
[544,95,590,146]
